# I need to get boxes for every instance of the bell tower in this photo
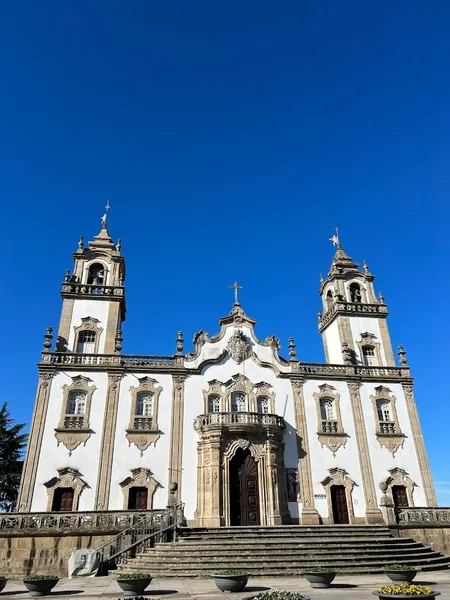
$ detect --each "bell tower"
[318,241,395,366]
[56,213,126,355]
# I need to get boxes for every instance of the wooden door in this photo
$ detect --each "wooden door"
[392,485,408,507]
[128,487,148,510]
[238,454,260,526]
[52,488,74,512]
[331,485,349,524]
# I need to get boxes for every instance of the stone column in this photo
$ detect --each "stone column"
[291,380,320,524]
[17,370,54,511]
[402,383,437,506]
[347,381,383,523]
[94,371,122,510]
[168,375,186,504]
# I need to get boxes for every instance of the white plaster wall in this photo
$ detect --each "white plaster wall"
[303,379,366,519]
[359,382,427,506]
[31,371,109,511]
[182,326,297,521]
[108,373,173,510]
[323,320,342,364]
[68,299,110,353]
[349,317,386,365]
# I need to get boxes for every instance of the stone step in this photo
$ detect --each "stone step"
[170,537,412,547]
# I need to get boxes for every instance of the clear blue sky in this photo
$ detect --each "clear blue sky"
[1,1,449,503]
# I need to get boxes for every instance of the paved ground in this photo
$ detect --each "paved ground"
[2,572,449,600]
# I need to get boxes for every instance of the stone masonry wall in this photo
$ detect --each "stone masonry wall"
[395,527,450,556]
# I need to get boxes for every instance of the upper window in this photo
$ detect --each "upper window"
[257,396,269,414]
[325,290,333,310]
[377,399,391,422]
[208,395,221,413]
[76,330,96,354]
[66,390,86,415]
[136,392,154,417]
[87,263,105,286]
[362,345,376,366]
[231,392,246,412]
[320,397,335,421]
[349,282,362,303]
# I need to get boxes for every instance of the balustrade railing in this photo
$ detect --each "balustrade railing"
[94,504,184,568]
[61,283,124,297]
[379,421,396,434]
[194,411,285,429]
[63,416,85,429]
[294,362,409,378]
[321,420,339,434]
[133,417,154,430]
[318,300,388,331]
[396,507,450,526]
[0,510,158,533]
[40,352,177,368]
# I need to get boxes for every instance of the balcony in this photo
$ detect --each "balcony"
[193,411,285,433]
[318,300,388,332]
[321,420,339,434]
[61,282,125,298]
[63,416,86,430]
[379,421,396,434]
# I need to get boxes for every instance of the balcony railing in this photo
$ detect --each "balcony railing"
[293,362,410,379]
[61,282,125,297]
[194,411,285,430]
[396,507,450,526]
[379,421,396,434]
[63,415,85,429]
[133,417,154,430]
[318,300,388,331]
[321,420,339,434]
[40,352,178,369]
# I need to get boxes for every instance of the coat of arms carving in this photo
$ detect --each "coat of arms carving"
[227,329,251,364]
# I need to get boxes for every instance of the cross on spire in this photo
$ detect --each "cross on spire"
[229,281,242,304]
[101,201,111,227]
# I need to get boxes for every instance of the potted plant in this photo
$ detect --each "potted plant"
[115,572,152,595]
[22,575,59,596]
[0,576,7,593]
[374,584,440,600]
[246,592,310,600]
[383,565,418,583]
[303,566,336,588]
[211,570,249,592]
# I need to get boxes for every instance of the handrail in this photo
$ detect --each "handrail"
[93,504,184,568]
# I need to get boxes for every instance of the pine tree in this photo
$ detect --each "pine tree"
[0,402,28,512]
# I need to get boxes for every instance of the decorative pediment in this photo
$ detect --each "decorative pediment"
[321,467,356,490]
[227,329,251,364]
[119,468,162,509]
[79,316,100,330]
[44,468,89,511]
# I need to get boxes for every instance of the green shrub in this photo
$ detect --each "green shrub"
[304,567,335,573]
[23,575,59,581]
[116,573,151,579]
[252,592,310,600]
[383,564,415,571]
[214,570,247,575]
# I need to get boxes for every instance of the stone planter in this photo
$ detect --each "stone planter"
[384,570,417,583]
[23,578,59,596]
[303,571,336,588]
[374,593,440,600]
[116,577,152,595]
[212,574,249,592]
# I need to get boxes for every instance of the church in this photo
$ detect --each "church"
[17,216,437,527]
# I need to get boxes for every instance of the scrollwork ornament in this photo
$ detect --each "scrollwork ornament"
[227,329,251,364]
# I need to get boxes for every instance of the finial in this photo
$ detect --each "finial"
[398,345,408,366]
[64,269,71,283]
[101,201,111,228]
[342,342,353,365]
[329,227,340,247]
[317,309,322,320]
[115,330,123,353]
[116,238,122,252]
[176,331,184,354]
[363,259,369,274]
[288,337,297,361]
[43,326,53,352]
[320,273,324,283]
[379,291,385,303]
[229,281,243,305]
[78,235,84,251]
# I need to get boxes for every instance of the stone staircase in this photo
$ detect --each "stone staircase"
[118,525,450,576]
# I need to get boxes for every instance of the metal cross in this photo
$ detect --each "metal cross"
[229,281,242,304]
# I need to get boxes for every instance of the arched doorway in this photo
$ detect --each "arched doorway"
[229,448,260,526]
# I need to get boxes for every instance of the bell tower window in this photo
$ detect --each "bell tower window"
[76,330,96,354]
[231,392,246,412]
[87,263,105,286]
[326,290,333,310]
[349,282,362,303]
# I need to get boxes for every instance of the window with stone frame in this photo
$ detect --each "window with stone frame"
[56,377,96,447]
[376,398,395,433]
[257,395,269,414]
[370,387,405,455]
[207,395,221,413]
[66,390,86,418]
[126,377,162,455]
[231,391,246,412]
[136,392,154,418]
[76,330,96,354]
[87,262,105,285]
[362,344,376,366]
[313,384,348,455]
[320,397,335,423]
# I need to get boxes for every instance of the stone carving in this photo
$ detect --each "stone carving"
[227,329,251,364]
[44,467,89,511]
[119,468,161,509]
[68,549,99,578]
[369,385,406,456]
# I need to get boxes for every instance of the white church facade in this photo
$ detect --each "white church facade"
[17,219,437,526]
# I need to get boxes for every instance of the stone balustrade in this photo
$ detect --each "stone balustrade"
[380,421,396,434]
[0,510,158,534]
[194,411,285,430]
[396,507,450,525]
[40,352,178,368]
[63,415,85,429]
[318,300,388,331]
[61,282,125,297]
[321,420,339,434]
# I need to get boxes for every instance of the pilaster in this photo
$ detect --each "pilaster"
[347,381,383,523]
[104,302,121,353]
[94,371,122,509]
[402,382,437,506]
[168,374,186,503]
[17,370,54,511]
[291,380,320,524]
